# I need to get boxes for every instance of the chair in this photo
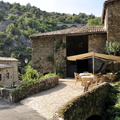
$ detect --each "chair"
[74,72,82,84]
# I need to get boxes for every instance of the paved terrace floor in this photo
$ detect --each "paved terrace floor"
[21,78,84,120]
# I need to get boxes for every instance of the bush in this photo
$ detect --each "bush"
[105,41,120,56]
[22,65,40,81]
[106,82,120,120]
[40,73,57,80]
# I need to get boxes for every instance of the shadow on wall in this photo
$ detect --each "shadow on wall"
[86,115,102,120]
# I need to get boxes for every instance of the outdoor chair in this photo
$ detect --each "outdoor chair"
[74,72,82,84]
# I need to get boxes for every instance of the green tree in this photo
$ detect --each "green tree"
[8,14,18,20]
[0,12,4,21]
[6,23,21,35]
[87,17,103,26]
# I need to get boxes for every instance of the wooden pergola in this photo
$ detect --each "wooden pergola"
[67,52,120,74]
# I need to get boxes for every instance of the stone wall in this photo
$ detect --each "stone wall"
[88,34,107,73]
[32,33,107,76]
[88,33,107,53]
[32,36,66,76]
[0,61,19,87]
[32,37,54,74]
[106,1,120,41]
[53,83,111,120]
[54,36,66,76]
[0,76,59,103]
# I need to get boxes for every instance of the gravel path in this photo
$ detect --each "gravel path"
[21,79,84,119]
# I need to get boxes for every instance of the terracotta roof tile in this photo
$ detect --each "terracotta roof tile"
[30,26,106,38]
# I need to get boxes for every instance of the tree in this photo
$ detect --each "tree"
[8,14,18,20]
[6,23,21,35]
[0,12,4,21]
[26,3,31,7]
[87,17,103,26]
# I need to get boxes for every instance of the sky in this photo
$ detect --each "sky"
[1,0,106,17]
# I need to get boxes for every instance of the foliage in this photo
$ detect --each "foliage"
[106,82,120,120]
[54,60,65,78]
[22,65,40,81]
[0,32,6,38]
[40,73,57,80]
[8,14,18,20]
[87,17,103,26]
[54,40,66,52]
[47,55,54,63]
[6,23,21,35]
[105,41,120,56]
[0,11,4,20]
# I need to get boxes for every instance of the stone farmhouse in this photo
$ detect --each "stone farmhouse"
[30,0,120,77]
[0,57,19,87]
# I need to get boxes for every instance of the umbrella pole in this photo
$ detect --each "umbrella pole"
[92,52,95,75]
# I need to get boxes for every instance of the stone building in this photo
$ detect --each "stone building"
[30,0,120,77]
[0,57,19,87]
[102,0,120,41]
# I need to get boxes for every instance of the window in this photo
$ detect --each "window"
[0,74,2,81]
[6,73,9,79]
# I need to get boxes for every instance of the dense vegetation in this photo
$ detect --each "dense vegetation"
[106,82,120,120]
[105,40,120,120]
[86,17,103,26]
[0,1,96,74]
[105,41,120,56]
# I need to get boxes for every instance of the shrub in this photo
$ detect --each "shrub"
[22,65,40,81]
[106,82,120,120]
[105,41,120,56]
[40,73,57,80]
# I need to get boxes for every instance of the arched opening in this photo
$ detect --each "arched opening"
[70,25,77,27]
[86,115,102,120]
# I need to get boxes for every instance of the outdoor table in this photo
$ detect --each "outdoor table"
[79,73,93,76]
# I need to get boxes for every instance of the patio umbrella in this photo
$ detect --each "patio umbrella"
[67,52,120,74]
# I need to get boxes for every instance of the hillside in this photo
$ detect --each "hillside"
[0,1,96,73]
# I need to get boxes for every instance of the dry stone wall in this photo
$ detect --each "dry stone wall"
[106,1,120,41]
[88,33,107,73]
[32,37,55,74]
[88,33,107,53]
[53,82,111,120]
[0,76,59,103]
[32,36,66,76]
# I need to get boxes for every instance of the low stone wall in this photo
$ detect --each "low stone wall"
[0,76,59,103]
[53,82,112,120]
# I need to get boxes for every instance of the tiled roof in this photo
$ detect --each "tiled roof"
[0,57,18,62]
[30,26,106,39]
[102,0,120,23]
[0,64,13,69]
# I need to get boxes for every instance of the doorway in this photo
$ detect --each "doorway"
[86,115,102,120]
[66,35,88,77]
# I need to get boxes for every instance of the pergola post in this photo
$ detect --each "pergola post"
[92,52,95,75]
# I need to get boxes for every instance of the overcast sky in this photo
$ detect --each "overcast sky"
[2,0,106,17]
